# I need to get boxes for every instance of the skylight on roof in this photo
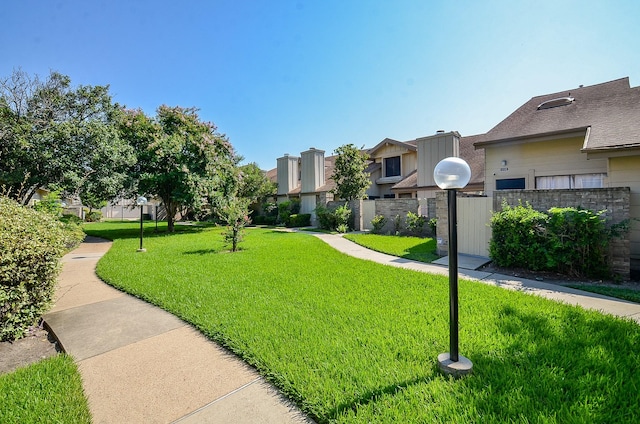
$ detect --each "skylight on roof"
[537,96,575,110]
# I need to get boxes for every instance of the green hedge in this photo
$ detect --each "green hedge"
[286,213,311,228]
[490,202,612,278]
[0,197,81,341]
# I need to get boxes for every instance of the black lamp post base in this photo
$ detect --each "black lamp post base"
[437,353,473,377]
[136,248,147,253]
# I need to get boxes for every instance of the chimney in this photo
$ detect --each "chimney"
[416,131,461,187]
[276,154,299,195]
[300,147,325,193]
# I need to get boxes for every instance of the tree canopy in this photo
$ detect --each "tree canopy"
[330,144,371,201]
[119,106,239,232]
[237,162,276,204]
[0,69,135,205]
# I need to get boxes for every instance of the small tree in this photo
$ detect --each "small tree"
[331,144,371,201]
[218,197,251,252]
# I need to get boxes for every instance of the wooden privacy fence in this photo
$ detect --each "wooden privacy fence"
[456,196,493,257]
[436,193,492,258]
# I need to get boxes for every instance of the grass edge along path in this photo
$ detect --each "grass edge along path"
[343,233,439,263]
[85,222,640,423]
[567,284,640,304]
[0,354,91,424]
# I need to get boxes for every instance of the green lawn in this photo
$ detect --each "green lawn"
[0,355,91,424]
[84,222,640,423]
[344,233,439,263]
[567,284,640,304]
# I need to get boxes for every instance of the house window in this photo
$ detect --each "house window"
[383,194,396,199]
[536,173,604,189]
[384,156,401,177]
[574,174,605,188]
[496,178,526,190]
[535,176,571,189]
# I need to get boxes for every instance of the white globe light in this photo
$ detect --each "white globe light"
[136,196,148,206]
[433,157,471,190]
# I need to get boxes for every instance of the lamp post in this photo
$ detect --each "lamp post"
[433,157,473,377]
[136,196,147,252]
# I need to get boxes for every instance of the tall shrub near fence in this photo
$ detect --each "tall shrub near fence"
[0,197,80,341]
[490,201,623,278]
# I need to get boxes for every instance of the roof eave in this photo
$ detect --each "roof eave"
[474,127,590,149]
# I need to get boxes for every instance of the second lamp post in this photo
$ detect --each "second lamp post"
[136,196,147,252]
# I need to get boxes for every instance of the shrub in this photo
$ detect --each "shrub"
[0,197,70,341]
[263,202,278,217]
[490,202,618,278]
[336,223,349,234]
[428,218,437,236]
[315,204,352,232]
[61,214,82,225]
[315,204,333,230]
[490,202,549,270]
[393,214,402,235]
[546,207,609,277]
[405,211,427,236]
[33,191,63,218]
[286,214,311,228]
[333,204,351,230]
[85,210,102,222]
[370,215,387,234]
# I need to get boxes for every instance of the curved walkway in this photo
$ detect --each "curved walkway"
[44,232,640,423]
[44,237,313,424]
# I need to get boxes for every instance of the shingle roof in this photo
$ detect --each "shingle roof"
[367,137,417,155]
[459,134,485,185]
[473,77,640,152]
[391,170,417,190]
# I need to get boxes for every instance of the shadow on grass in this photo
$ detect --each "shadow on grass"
[183,248,224,255]
[326,375,433,420]
[464,305,640,421]
[83,222,209,241]
[324,304,640,422]
[401,240,438,263]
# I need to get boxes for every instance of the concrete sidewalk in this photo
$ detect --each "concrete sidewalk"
[312,233,640,324]
[44,237,313,424]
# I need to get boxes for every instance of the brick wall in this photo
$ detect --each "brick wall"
[494,188,631,279]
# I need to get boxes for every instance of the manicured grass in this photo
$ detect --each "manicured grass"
[0,355,91,424]
[344,233,439,263]
[85,223,640,423]
[568,284,640,304]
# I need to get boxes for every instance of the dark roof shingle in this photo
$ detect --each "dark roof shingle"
[474,77,640,152]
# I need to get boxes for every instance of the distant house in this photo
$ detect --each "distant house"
[271,131,485,220]
[365,132,484,200]
[473,77,640,273]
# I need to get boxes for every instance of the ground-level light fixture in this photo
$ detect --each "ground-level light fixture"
[433,157,473,377]
[136,196,147,252]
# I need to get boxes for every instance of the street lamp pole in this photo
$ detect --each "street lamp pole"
[447,187,459,362]
[433,157,473,377]
[136,196,147,252]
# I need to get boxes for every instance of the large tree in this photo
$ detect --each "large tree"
[120,106,238,232]
[330,144,372,201]
[0,69,135,204]
[237,162,276,202]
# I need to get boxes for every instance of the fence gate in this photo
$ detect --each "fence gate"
[361,200,376,230]
[457,197,492,257]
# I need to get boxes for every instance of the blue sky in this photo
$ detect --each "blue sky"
[3,1,639,169]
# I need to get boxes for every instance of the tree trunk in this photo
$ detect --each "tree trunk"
[163,200,177,233]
